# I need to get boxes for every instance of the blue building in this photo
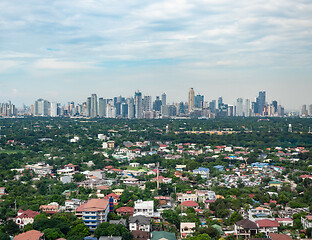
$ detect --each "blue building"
[193,167,209,179]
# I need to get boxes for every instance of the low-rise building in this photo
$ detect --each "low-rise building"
[134,200,154,217]
[15,209,39,228]
[255,219,279,236]
[301,215,312,229]
[180,222,195,238]
[81,198,110,231]
[129,215,151,232]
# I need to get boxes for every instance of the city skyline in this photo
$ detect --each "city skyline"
[1,0,312,109]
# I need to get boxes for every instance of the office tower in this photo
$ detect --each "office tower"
[161,93,166,106]
[278,105,284,117]
[143,96,152,112]
[195,95,204,109]
[162,105,177,117]
[134,91,143,119]
[301,105,307,116]
[209,100,216,113]
[50,102,58,117]
[228,105,234,116]
[121,103,128,118]
[178,102,185,115]
[188,88,195,112]
[308,104,312,116]
[127,98,135,119]
[256,91,266,115]
[272,100,278,113]
[106,103,116,118]
[90,94,98,117]
[218,97,223,109]
[236,98,243,116]
[244,99,251,117]
[86,97,91,117]
[35,99,49,116]
[99,98,106,117]
[153,96,162,112]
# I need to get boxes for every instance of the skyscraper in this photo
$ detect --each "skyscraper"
[236,98,243,116]
[91,94,98,118]
[134,91,143,119]
[209,100,216,114]
[161,93,166,106]
[143,96,152,112]
[50,102,58,117]
[34,99,49,116]
[153,96,162,112]
[188,88,195,112]
[195,95,204,109]
[98,98,106,117]
[244,99,251,117]
[218,97,223,109]
[127,98,135,119]
[256,91,266,115]
[87,97,91,117]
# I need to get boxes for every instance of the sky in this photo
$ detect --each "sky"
[0,0,312,110]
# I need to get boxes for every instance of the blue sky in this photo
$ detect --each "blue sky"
[0,0,312,110]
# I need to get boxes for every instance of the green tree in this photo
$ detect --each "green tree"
[43,228,65,240]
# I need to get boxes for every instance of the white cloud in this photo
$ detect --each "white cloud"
[34,59,97,70]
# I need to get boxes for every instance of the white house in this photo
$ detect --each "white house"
[134,200,154,217]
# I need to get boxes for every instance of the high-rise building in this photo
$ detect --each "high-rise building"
[86,97,91,117]
[308,104,312,116]
[50,102,58,117]
[127,98,135,119]
[34,99,49,116]
[178,102,185,115]
[98,98,106,117]
[188,88,195,112]
[134,91,143,119]
[90,94,98,118]
[143,96,152,112]
[195,95,204,109]
[209,100,216,114]
[244,99,251,117]
[272,100,278,113]
[236,98,243,116]
[153,96,162,112]
[256,91,266,115]
[218,97,223,109]
[161,93,166,106]
[301,104,307,116]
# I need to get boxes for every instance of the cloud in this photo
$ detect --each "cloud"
[34,58,97,70]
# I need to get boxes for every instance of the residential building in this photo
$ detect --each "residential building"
[234,219,259,239]
[301,215,312,229]
[176,192,198,202]
[81,198,110,231]
[15,209,39,228]
[151,231,176,240]
[116,207,134,216]
[129,215,151,232]
[193,167,209,179]
[255,219,279,236]
[134,200,154,217]
[13,230,44,240]
[180,222,196,238]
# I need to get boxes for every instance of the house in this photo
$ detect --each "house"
[130,162,140,168]
[112,189,124,196]
[104,193,120,204]
[176,192,198,202]
[249,207,272,220]
[0,187,5,196]
[181,201,199,209]
[81,198,110,231]
[14,230,44,240]
[99,237,122,240]
[234,219,258,239]
[255,219,279,236]
[180,222,196,238]
[65,199,81,211]
[192,167,209,178]
[109,219,127,227]
[116,207,134,216]
[15,209,39,228]
[268,233,292,240]
[122,177,139,185]
[194,189,216,202]
[39,203,59,214]
[134,200,154,217]
[275,218,293,227]
[269,181,282,189]
[131,230,150,240]
[151,231,176,240]
[129,215,151,232]
[301,215,312,229]
[60,175,73,184]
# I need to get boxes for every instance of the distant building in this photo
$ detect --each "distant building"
[193,167,209,179]
[81,198,110,231]
[188,88,195,112]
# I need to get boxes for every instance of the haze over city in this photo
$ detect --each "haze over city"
[0,0,312,110]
